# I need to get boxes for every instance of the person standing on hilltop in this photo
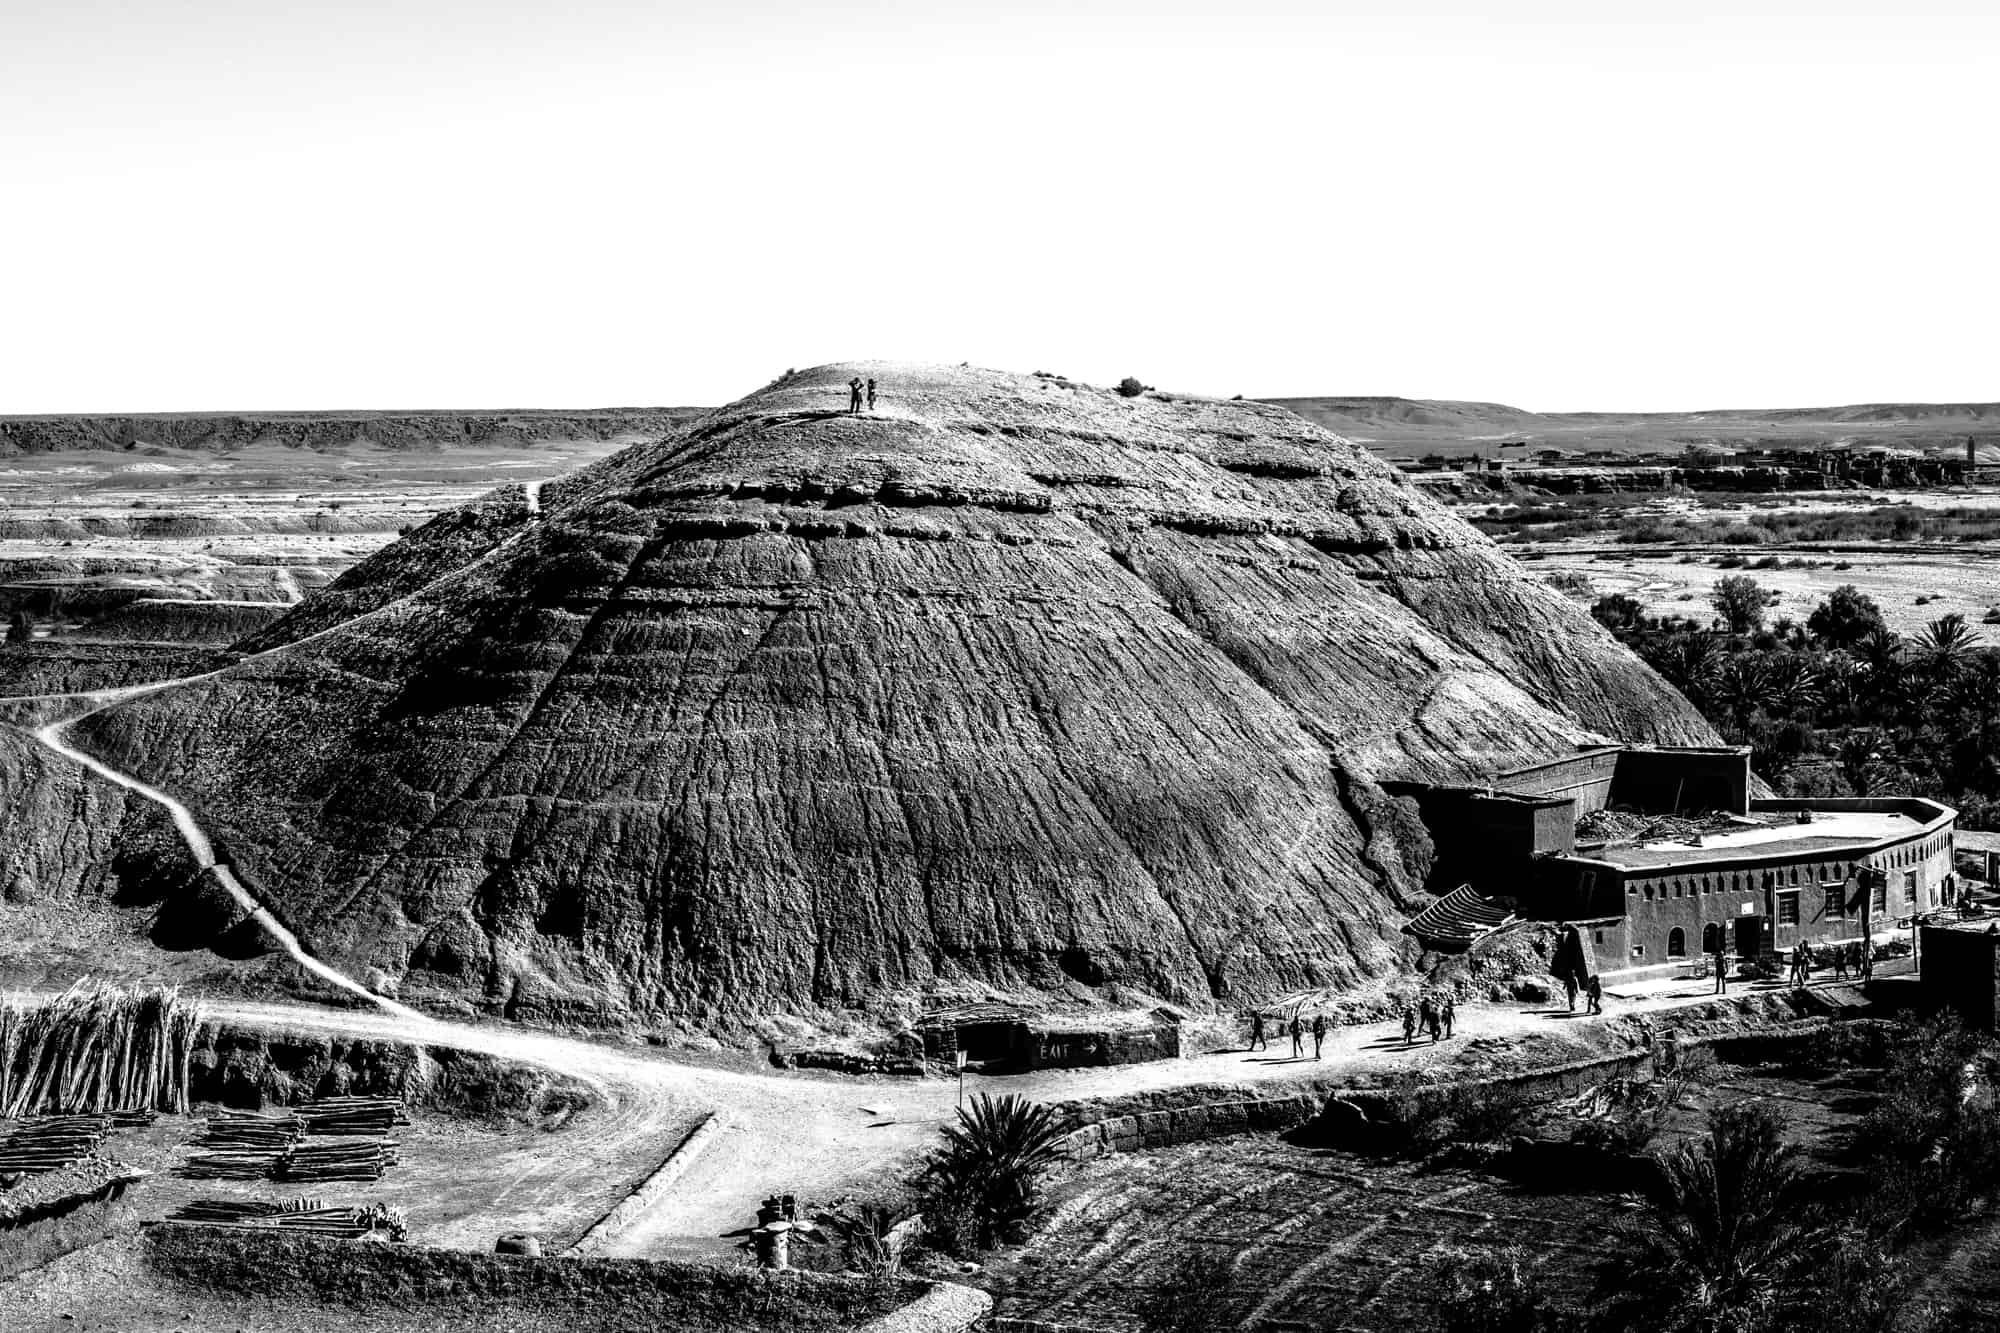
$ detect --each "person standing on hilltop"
[847,376,863,413]
[866,377,878,411]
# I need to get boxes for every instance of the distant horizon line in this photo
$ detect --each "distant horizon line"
[5,393,2000,421]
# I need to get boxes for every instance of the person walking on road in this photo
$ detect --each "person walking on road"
[1311,1013,1327,1060]
[1401,1006,1419,1046]
[1586,974,1603,1016]
[1440,996,1456,1039]
[1713,941,1729,994]
[1419,996,1441,1043]
[1249,1012,1267,1052]
[1562,972,1579,1012]
[1832,945,1850,981]
[1289,1015,1304,1058]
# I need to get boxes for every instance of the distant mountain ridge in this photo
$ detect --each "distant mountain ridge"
[0,408,708,456]
[1265,396,2000,456]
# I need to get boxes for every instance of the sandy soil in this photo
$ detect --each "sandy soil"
[1525,546,2000,638]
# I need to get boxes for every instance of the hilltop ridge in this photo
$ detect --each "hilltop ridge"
[14,362,1718,1035]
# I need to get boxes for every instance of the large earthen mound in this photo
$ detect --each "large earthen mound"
[61,363,1718,1031]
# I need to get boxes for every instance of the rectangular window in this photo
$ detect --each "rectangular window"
[1824,887,1845,919]
[1778,891,1801,926]
[1872,880,1888,914]
[1904,870,1918,904]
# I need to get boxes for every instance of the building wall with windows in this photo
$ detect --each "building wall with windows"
[1543,798,1956,977]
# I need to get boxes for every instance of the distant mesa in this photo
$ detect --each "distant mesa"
[26,362,1718,1034]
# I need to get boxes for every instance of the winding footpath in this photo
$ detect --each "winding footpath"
[0,473,1799,1257]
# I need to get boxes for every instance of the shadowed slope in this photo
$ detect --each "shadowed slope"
[66,363,1718,1031]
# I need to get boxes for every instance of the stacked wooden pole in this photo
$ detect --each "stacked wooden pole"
[0,1114,112,1174]
[298,1096,406,1136]
[0,982,203,1118]
[161,1198,394,1240]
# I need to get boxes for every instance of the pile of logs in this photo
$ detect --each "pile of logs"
[284,1140,397,1183]
[0,1114,111,1175]
[298,1097,406,1137]
[161,1198,406,1241]
[179,1102,402,1182]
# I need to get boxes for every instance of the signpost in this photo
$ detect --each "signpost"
[955,1049,968,1107]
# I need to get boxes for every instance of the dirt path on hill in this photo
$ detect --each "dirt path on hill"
[0,465,1853,1259]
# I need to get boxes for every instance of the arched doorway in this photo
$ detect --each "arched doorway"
[1702,922,1721,955]
[1668,927,1687,958]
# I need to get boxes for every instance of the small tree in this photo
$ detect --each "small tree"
[1116,377,1146,398]
[1591,593,1645,633]
[1427,1247,1577,1333]
[1711,575,1771,635]
[1808,584,1887,647]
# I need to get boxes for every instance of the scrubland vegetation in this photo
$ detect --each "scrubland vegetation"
[1475,494,2000,547]
[1592,577,2000,828]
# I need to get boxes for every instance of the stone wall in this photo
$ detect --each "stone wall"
[146,1227,920,1332]
[1051,1048,1656,1161]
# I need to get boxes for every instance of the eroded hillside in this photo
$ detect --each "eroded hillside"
[37,363,1717,1033]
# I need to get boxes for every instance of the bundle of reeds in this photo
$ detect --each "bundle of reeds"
[0,982,204,1118]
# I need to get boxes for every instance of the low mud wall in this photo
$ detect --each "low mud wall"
[1053,1048,1655,1160]
[1052,990,1877,1161]
[190,1024,593,1124]
[146,1227,920,1331]
[0,1171,146,1281]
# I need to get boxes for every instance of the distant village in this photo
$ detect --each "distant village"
[1398,436,2000,494]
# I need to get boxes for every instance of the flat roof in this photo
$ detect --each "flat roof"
[1584,810,1924,872]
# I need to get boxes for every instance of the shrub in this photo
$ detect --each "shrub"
[1426,1247,1579,1333]
[1116,377,1146,398]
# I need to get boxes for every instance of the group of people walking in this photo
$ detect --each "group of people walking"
[1247,1010,1330,1059]
[1789,939,1870,986]
[1400,993,1458,1045]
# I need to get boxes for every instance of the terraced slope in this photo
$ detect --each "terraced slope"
[59,363,1717,1032]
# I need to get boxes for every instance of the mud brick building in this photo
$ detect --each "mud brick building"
[1409,744,1957,984]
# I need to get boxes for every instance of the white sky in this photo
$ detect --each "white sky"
[1,1,1995,413]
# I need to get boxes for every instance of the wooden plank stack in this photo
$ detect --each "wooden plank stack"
[0,1114,111,1175]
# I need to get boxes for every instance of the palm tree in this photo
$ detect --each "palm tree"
[1857,628,1908,715]
[1839,729,1893,796]
[919,1093,1070,1253]
[1652,635,1719,705]
[1763,654,1823,720]
[1606,1104,1824,1332]
[1921,613,1981,684]
[1711,656,1778,733]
